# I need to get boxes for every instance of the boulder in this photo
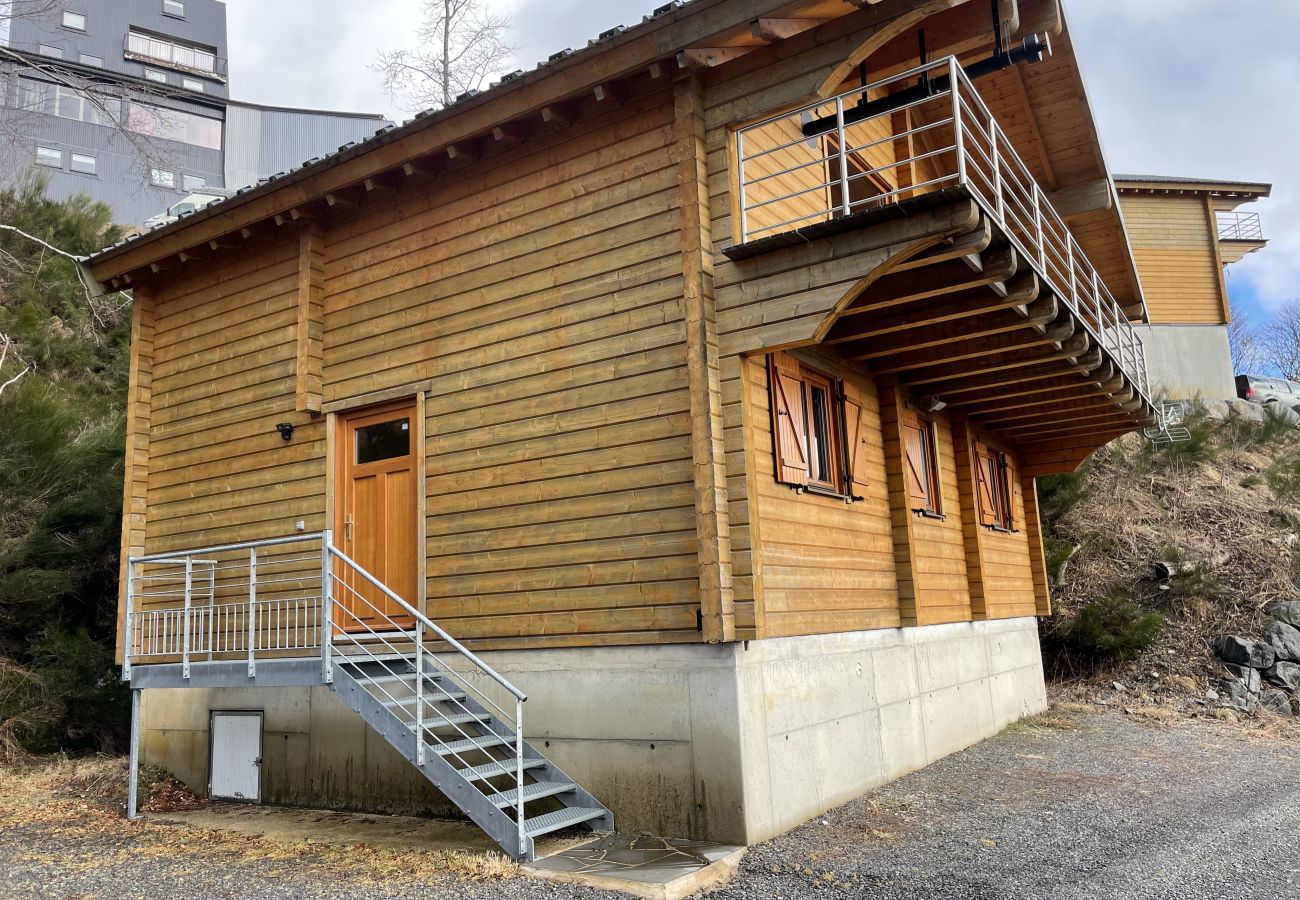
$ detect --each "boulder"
[1266,621,1300,662]
[1264,661,1300,691]
[1223,663,1262,694]
[1270,404,1300,426]
[1226,398,1266,423]
[1214,635,1276,669]
[1217,676,1257,713]
[1260,688,1293,715]
[1272,601,1300,629]
[1203,398,1230,420]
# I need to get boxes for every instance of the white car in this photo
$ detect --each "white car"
[142,188,235,229]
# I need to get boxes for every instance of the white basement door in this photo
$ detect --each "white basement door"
[210,711,262,802]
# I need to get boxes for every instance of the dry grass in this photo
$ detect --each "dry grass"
[1048,426,1300,707]
[0,755,519,884]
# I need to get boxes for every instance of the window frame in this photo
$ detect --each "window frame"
[972,440,1017,532]
[35,145,63,168]
[901,406,943,518]
[61,11,86,31]
[69,152,97,175]
[150,167,176,188]
[162,0,186,17]
[79,52,103,67]
[767,352,868,500]
[38,44,63,59]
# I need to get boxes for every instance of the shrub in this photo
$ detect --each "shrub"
[1065,595,1164,663]
[1142,403,1217,469]
[1266,448,1300,503]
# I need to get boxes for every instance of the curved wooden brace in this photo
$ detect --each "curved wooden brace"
[815,0,970,99]
[810,232,958,344]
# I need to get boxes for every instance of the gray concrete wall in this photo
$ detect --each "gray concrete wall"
[141,618,1047,845]
[1141,324,1236,400]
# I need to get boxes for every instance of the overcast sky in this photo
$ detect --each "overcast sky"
[225,0,1298,321]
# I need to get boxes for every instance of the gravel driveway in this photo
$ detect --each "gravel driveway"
[3,708,1297,899]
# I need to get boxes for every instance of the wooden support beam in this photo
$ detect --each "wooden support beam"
[402,155,441,177]
[177,246,209,263]
[844,248,1018,315]
[901,331,1091,387]
[890,217,992,273]
[295,223,324,414]
[273,207,311,227]
[825,272,1039,345]
[239,220,273,241]
[444,140,478,163]
[540,102,574,127]
[1047,178,1113,220]
[870,311,1072,374]
[960,384,1115,417]
[492,121,525,142]
[936,361,1109,399]
[648,60,666,80]
[364,171,403,192]
[676,47,748,69]
[208,235,241,252]
[750,17,828,42]
[592,81,625,105]
[1003,414,1140,440]
[977,395,1135,429]
[847,291,1058,363]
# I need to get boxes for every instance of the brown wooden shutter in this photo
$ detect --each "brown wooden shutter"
[973,442,998,526]
[768,352,809,486]
[1006,454,1022,530]
[901,411,929,509]
[843,395,870,497]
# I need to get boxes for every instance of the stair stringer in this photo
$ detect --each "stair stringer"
[329,662,533,859]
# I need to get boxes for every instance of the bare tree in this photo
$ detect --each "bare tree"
[1227,300,1264,376]
[1259,299,1300,382]
[373,0,514,111]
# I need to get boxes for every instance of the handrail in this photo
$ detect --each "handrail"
[733,55,1152,407]
[1217,210,1263,242]
[325,541,528,702]
[131,532,324,564]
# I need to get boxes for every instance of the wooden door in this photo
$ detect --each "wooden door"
[335,400,418,632]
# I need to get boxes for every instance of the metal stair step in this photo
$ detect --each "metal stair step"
[415,711,492,729]
[490,780,577,809]
[381,690,467,708]
[433,735,510,756]
[525,806,609,839]
[366,671,441,684]
[456,758,546,783]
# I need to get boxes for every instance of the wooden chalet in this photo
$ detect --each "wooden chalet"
[1115,175,1270,399]
[91,0,1158,858]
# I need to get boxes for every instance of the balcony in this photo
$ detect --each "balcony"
[124,31,227,81]
[729,57,1154,452]
[1217,210,1264,242]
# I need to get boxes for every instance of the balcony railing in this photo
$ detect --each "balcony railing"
[124,31,227,80]
[1218,211,1263,242]
[735,56,1150,404]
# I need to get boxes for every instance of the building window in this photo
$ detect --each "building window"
[181,77,204,92]
[162,0,186,16]
[18,80,123,126]
[151,168,176,188]
[69,152,97,175]
[768,352,868,497]
[61,11,86,31]
[972,440,1016,531]
[35,146,63,168]
[126,29,218,76]
[38,44,63,59]
[181,174,205,191]
[127,102,222,150]
[900,406,942,516]
[79,53,103,67]
[144,69,168,84]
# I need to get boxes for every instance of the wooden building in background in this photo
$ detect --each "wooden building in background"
[91,0,1159,857]
[1116,175,1271,399]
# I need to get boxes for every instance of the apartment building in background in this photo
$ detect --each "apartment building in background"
[0,0,389,225]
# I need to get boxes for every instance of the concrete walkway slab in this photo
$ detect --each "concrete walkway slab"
[524,833,746,899]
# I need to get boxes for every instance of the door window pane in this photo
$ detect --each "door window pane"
[356,418,410,464]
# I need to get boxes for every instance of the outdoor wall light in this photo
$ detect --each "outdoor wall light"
[924,395,948,413]
[276,422,294,441]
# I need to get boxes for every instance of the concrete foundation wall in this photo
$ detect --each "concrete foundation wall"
[1141,324,1236,400]
[141,618,1046,845]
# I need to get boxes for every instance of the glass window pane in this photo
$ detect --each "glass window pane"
[62,12,85,30]
[150,168,175,187]
[36,146,62,167]
[144,69,168,83]
[182,77,203,92]
[79,53,102,67]
[70,153,96,174]
[163,0,186,16]
[810,385,831,483]
[182,174,205,191]
[356,418,411,464]
[39,45,63,59]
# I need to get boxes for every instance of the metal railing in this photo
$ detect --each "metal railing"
[1217,210,1264,242]
[735,56,1151,404]
[123,530,530,856]
[124,31,228,79]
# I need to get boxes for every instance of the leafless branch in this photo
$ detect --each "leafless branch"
[372,0,515,111]
[0,333,30,398]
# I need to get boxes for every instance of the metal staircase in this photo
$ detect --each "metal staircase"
[121,531,612,861]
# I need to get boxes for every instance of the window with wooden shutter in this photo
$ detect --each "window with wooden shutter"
[766,353,862,498]
[842,396,870,499]
[972,438,1016,531]
[901,408,941,515]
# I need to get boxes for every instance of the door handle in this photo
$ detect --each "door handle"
[344,514,354,542]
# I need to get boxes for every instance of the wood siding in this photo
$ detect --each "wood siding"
[1119,192,1227,325]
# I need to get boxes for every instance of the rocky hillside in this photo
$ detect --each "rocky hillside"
[1040,399,1300,730]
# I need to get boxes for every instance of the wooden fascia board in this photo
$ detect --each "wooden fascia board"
[90,0,872,282]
